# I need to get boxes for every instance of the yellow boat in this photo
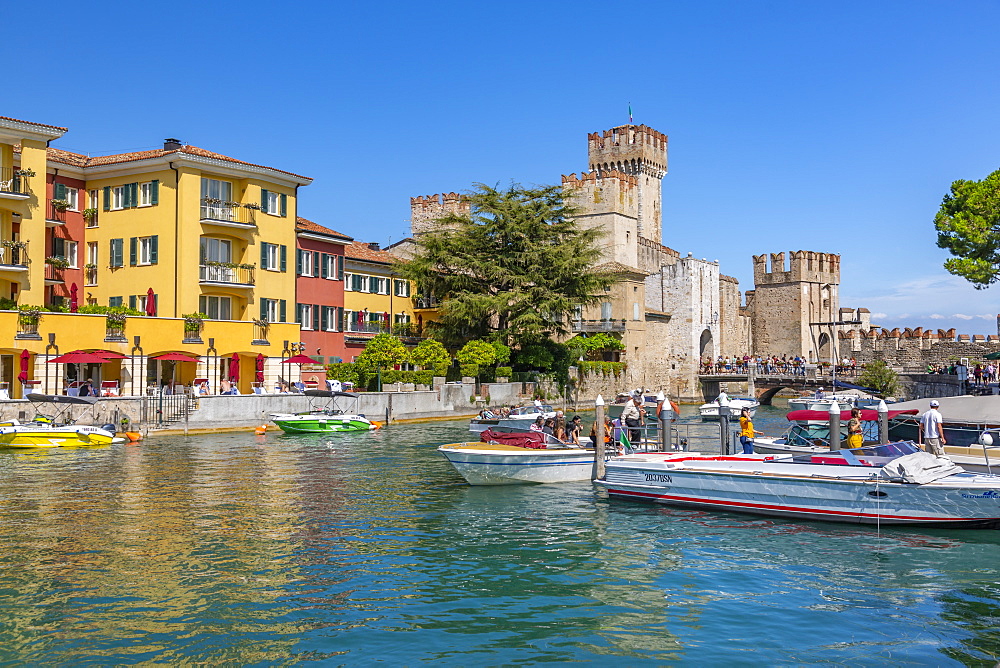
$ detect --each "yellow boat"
[0,394,117,448]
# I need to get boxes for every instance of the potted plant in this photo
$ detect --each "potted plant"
[17,305,41,327]
[50,199,70,212]
[14,169,36,177]
[182,312,206,333]
[82,208,98,223]
[45,256,70,269]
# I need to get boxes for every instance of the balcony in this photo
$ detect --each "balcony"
[199,199,257,229]
[571,319,627,333]
[45,205,66,226]
[0,168,29,200]
[199,263,255,287]
[44,263,65,284]
[0,242,29,274]
[414,296,438,310]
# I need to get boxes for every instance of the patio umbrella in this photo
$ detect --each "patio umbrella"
[48,351,110,364]
[383,311,390,326]
[145,288,156,316]
[255,354,265,383]
[80,349,128,360]
[152,352,200,363]
[357,310,364,327]
[17,350,30,383]
[417,314,423,333]
[228,353,240,382]
[69,283,78,313]
[281,354,315,364]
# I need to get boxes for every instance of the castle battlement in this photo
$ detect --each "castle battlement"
[562,170,640,220]
[561,170,638,188]
[752,250,840,285]
[410,192,471,236]
[587,124,668,177]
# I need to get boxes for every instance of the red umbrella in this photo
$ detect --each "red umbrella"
[145,288,156,316]
[89,349,128,360]
[48,351,109,364]
[383,311,390,325]
[228,353,240,382]
[69,283,78,313]
[152,352,201,363]
[17,350,30,383]
[282,354,315,364]
[357,310,364,325]
[255,354,265,383]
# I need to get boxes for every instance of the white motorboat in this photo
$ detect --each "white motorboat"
[469,404,556,434]
[752,407,920,457]
[786,395,857,413]
[596,443,1000,527]
[699,397,758,421]
[439,427,597,485]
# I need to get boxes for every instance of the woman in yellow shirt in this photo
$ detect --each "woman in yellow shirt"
[739,408,762,454]
[846,407,864,450]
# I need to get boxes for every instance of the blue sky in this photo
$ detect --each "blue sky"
[5,0,1000,333]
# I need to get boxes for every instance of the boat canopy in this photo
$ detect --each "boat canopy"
[303,390,359,399]
[886,395,1000,424]
[831,379,879,393]
[26,393,98,405]
[786,408,918,422]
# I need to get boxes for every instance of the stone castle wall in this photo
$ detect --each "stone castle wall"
[839,328,1000,368]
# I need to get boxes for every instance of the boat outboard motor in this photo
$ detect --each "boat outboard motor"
[100,423,117,435]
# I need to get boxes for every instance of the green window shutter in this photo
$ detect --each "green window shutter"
[150,235,158,264]
[295,303,302,325]
[152,294,158,314]
[129,183,139,207]
[109,296,122,307]
[313,305,320,331]
[129,237,137,266]
[279,299,287,323]
[337,306,344,332]
[261,242,269,269]
[103,186,111,212]
[295,249,302,276]
[313,252,320,275]
[54,183,66,200]
[110,238,121,267]
[122,184,131,208]
[280,193,287,217]
[279,245,287,272]
[261,188,269,211]
[129,295,137,310]
[320,306,328,331]
[52,237,65,257]
[337,255,344,280]
[260,299,268,322]
[150,180,159,205]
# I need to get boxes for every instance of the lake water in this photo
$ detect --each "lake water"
[1,403,998,664]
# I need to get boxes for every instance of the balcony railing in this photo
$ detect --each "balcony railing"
[0,168,28,197]
[200,199,257,226]
[85,266,98,285]
[345,321,388,334]
[199,263,255,286]
[571,319,627,332]
[46,205,66,224]
[44,263,65,283]
[414,296,438,309]
[0,242,29,267]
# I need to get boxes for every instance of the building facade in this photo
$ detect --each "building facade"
[295,217,351,363]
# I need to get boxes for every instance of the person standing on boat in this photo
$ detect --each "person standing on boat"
[565,415,582,445]
[846,408,864,449]
[919,400,946,456]
[738,408,762,454]
[621,395,644,445]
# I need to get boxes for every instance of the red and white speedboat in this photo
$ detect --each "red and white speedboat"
[595,443,1000,528]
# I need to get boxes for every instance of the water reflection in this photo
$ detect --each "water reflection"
[0,421,996,663]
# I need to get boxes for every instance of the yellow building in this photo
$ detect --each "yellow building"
[343,241,422,360]
[0,116,67,305]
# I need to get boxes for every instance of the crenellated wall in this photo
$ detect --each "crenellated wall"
[838,327,1000,367]
[410,192,470,236]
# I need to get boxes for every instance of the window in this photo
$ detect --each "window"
[297,303,314,330]
[201,178,232,203]
[53,184,78,211]
[86,242,98,285]
[297,249,315,276]
[344,273,354,291]
[261,242,286,271]
[321,305,340,331]
[394,279,410,297]
[130,235,159,265]
[109,238,124,267]
[349,274,368,292]
[103,184,141,212]
[65,241,78,268]
[112,186,124,210]
[201,237,232,264]
[370,277,388,294]
[259,297,286,323]
[320,253,339,279]
[139,181,159,207]
[199,295,232,320]
[130,294,157,314]
[109,296,123,307]
[600,302,613,320]
[261,188,287,216]
[87,190,99,226]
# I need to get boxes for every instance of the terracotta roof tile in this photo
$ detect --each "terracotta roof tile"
[345,241,395,265]
[295,216,353,241]
[0,116,68,132]
[46,147,89,167]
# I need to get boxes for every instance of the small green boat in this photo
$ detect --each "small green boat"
[270,390,379,434]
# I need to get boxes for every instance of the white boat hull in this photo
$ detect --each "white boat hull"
[699,398,759,421]
[597,453,1000,527]
[438,443,595,485]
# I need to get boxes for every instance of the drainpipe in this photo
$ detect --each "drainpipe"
[170,162,180,318]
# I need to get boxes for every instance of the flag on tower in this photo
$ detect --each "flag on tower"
[628,102,633,123]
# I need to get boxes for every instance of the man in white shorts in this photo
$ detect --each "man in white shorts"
[919,400,946,456]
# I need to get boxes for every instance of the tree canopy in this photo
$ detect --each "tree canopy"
[397,182,615,347]
[935,168,1000,288]
[355,333,409,371]
[409,338,451,375]
[858,360,900,398]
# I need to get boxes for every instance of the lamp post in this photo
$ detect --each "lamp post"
[593,394,605,480]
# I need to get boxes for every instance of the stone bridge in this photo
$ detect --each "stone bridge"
[698,373,829,404]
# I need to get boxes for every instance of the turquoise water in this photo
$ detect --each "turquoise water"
[0,404,998,664]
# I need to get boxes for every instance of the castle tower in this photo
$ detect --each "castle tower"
[587,125,668,242]
[749,251,841,360]
[409,192,471,236]
[561,170,640,267]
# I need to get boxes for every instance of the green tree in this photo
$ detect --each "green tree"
[410,338,451,375]
[858,360,900,397]
[356,334,409,389]
[935,168,1000,288]
[456,339,497,379]
[565,333,625,360]
[397,182,615,347]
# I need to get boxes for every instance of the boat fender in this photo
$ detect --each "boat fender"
[669,400,680,421]
[125,431,143,442]
[254,425,268,435]
[370,421,382,430]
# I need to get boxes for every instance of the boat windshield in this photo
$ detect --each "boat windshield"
[850,441,921,458]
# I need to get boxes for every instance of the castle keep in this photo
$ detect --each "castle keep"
[403,123,866,401]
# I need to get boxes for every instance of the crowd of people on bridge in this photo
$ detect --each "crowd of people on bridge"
[701,355,861,377]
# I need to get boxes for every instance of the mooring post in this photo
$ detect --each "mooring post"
[877,399,889,445]
[828,400,841,451]
[593,395,606,481]
[718,394,730,455]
